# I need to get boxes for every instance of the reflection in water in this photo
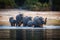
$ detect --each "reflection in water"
[0,26,60,40]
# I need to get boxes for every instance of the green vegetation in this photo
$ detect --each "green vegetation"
[0,0,50,10]
[0,0,17,8]
[0,0,60,11]
[24,0,50,11]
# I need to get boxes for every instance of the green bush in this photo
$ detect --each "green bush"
[24,0,50,11]
[0,0,17,8]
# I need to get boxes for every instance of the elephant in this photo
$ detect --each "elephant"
[22,16,32,26]
[33,16,47,27]
[16,14,23,26]
[9,17,16,26]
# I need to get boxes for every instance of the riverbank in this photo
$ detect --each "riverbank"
[0,9,60,26]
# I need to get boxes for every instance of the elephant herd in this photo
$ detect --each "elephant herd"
[9,14,47,27]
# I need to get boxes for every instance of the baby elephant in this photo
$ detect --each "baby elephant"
[9,17,16,26]
[27,20,33,27]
